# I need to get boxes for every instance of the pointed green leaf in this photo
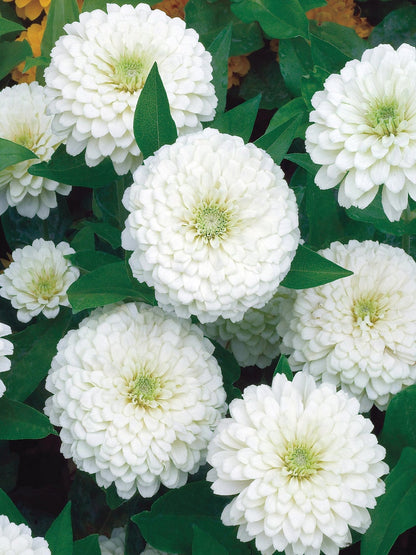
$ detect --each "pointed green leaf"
[0,40,32,81]
[255,115,302,165]
[210,95,261,142]
[29,144,118,188]
[23,55,52,72]
[45,502,73,555]
[284,153,319,175]
[208,26,232,115]
[2,308,72,402]
[267,97,308,138]
[301,65,330,108]
[71,222,121,249]
[368,6,416,49]
[280,244,353,289]
[361,447,416,555]
[0,138,38,172]
[279,37,313,97]
[0,16,25,38]
[67,250,121,273]
[73,535,100,555]
[40,0,79,60]
[0,397,56,440]
[0,489,27,525]
[211,340,242,404]
[273,355,293,380]
[133,62,177,159]
[192,525,228,555]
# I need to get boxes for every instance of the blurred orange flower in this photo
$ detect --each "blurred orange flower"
[307,0,373,38]
[12,16,46,83]
[228,55,250,89]
[152,0,188,19]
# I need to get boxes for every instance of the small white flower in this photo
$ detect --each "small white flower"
[122,128,300,324]
[305,43,416,221]
[207,373,388,555]
[99,527,125,555]
[45,302,227,500]
[44,2,217,175]
[0,82,70,219]
[278,240,416,411]
[0,323,13,399]
[0,238,80,323]
[201,290,282,368]
[0,515,50,554]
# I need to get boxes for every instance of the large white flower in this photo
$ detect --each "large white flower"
[0,82,70,219]
[44,302,227,500]
[122,128,300,324]
[0,238,80,323]
[305,43,416,221]
[201,290,282,368]
[207,373,388,555]
[0,323,13,399]
[0,515,50,554]
[44,2,217,175]
[278,240,416,411]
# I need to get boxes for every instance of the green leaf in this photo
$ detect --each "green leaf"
[133,62,178,159]
[0,138,38,172]
[280,244,353,289]
[278,37,313,97]
[361,447,416,555]
[67,250,121,272]
[133,481,250,555]
[379,384,416,468]
[192,525,228,555]
[93,176,129,229]
[67,261,156,313]
[0,40,32,81]
[45,502,73,555]
[273,355,293,380]
[284,153,319,175]
[212,340,242,404]
[254,115,302,165]
[299,0,326,9]
[267,97,308,139]
[73,535,100,555]
[208,26,232,115]
[0,16,25,38]
[29,144,118,188]
[0,397,56,440]
[23,55,53,72]
[301,65,330,108]
[103,483,127,510]
[125,520,146,555]
[185,0,263,57]
[40,0,79,60]
[2,308,72,402]
[0,489,27,525]
[231,0,309,39]
[72,222,121,249]
[210,95,261,142]
[0,443,19,493]
[368,6,416,49]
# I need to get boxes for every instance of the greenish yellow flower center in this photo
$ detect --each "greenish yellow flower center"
[112,55,148,93]
[30,270,59,300]
[284,443,320,479]
[367,100,400,136]
[353,296,383,325]
[12,125,34,150]
[128,371,161,407]
[193,202,231,241]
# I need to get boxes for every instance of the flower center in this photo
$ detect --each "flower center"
[30,269,59,300]
[193,202,231,241]
[352,295,383,327]
[128,371,162,407]
[12,125,34,150]
[111,55,149,93]
[284,443,320,479]
[367,100,400,136]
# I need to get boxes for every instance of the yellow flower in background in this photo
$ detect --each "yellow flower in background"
[12,16,46,83]
[307,0,373,38]
[227,55,250,89]
[2,0,51,21]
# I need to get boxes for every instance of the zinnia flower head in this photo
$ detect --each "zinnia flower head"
[0,515,50,554]
[44,2,217,175]
[0,238,80,323]
[0,323,13,399]
[201,290,282,368]
[98,527,125,555]
[122,128,300,324]
[0,82,70,219]
[305,43,416,221]
[207,372,388,555]
[44,302,227,500]
[278,239,416,411]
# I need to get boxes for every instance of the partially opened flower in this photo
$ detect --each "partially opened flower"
[45,302,226,500]
[278,240,416,411]
[0,82,70,219]
[207,373,388,555]
[0,514,50,554]
[201,290,282,368]
[305,43,416,221]
[44,2,217,175]
[0,238,80,323]
[0,323,13,398]
[99,527,125,555]
[122,128,300,323]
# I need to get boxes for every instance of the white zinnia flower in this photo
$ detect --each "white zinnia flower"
[207,373,388,555]
[122,128,300,324]
[0,82,70,219]
[99,527,125,555]
[278,239,416,411]
[201,291,282,368]
[0,323,13,399]
[44,302,227,500]
[0,238,80,323]
[0,515,50,554]
[44,2,217,175]
[305,43,416,221]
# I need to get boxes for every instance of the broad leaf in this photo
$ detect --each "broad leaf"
[254,115,302,165]
[301,65,330,108]
[0,489,27,525]
[0,16,24,38]
[0,138,38,172]
[45,502,73,555]
[280,244,353,289]
[208,26,232,115]
[368,6,416,49]
[212,340,242,403]
[279,37,313,97]
[73,535,100,555]
[133,62,177,159]
[361,447,416,555]
[67,250,121,272]
[267,97,308,139]
[210,95,261,142]
[285,152,319,175]
[273,355,293,380]
[0,40,32,81]
[0,397,56,440]
[71,222,121,249]
[192,525,228,555]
